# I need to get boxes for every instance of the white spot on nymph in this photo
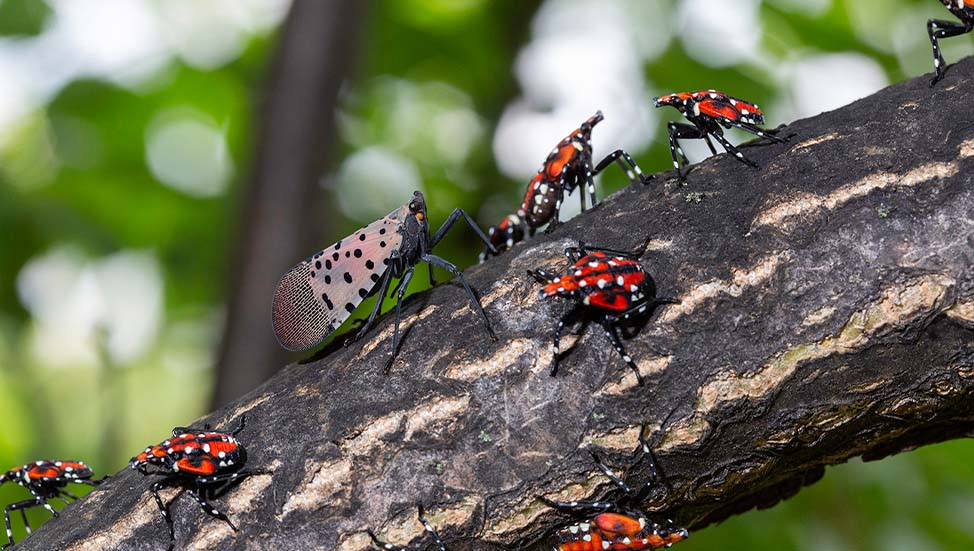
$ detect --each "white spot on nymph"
[583,534,592,542]
[580,522,590,532]
[616,276,624,286]
[623,537,632,545]
[203,444,211,454]
[539,184,549,194]
[629,284,638,292]
[597,279,608,289]
[588,261,599,268]
[742,109,750,115]
[579,280,587,287]
[575,270,583,277]
[583,296,591,305]
[692,103,700,116]
[569,525,579,534]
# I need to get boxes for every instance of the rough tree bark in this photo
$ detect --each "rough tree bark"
[21,60,974,551]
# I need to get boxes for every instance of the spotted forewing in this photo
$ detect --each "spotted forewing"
[273,204,408,350]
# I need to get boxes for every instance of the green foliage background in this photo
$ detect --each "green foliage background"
[0,0,971,548]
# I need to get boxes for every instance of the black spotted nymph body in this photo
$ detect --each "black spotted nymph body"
[273,191,496,366]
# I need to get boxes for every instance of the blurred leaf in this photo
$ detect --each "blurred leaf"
[0,0,51,37]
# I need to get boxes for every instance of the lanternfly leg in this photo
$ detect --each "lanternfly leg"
[928,18,973,86]
[721,118,789,144]
[590,451,635,496]
[366,504,445,551]
[150,477,183,549]
[346,266,395,345]
[630,423,663,498]
[387,266,416,370]
[550,309,578,377]
[417,504,447,551]
[593,149,653,185]
[185,488,237,531]
[538,495,617,514]
[709,130,759,169]
[666,122,707,180]
[423,254,496,340]
[4,499,44,549]
[601,320,643,386]
[430,208,497,253]
[580,155,596,211]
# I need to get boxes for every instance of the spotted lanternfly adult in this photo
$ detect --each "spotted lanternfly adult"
[653,90,788,182]
[480,213,527,262]
[928,0,973,86]
[368,504,446,551]
[517,112,652,234]
[1,460,104,550]
[273,190,497,367]
[528,242,677,385]
[540,425,689,551]
[130,416,265,551]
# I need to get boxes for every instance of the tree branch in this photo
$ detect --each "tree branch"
[20,59,974,551]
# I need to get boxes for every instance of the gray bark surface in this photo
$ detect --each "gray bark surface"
[20,59,974,551]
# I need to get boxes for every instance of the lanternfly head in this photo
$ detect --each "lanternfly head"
[408,190,427,222]
[580,110,604,133]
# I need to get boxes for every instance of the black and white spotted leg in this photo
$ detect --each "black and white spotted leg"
[19,506,30,535]
[629,423,663,499]
[185,488,238,531]
[590,451,635,496]
[345,264,396,346]
[927,18,973,86]
[417,504,447,551]
[386,266,416,370]
[549,309,578,377]
[581,154,597,210]
[150,477,183,550]
[429,208,497,253]
[539,495,617,514]
[195,469,264,496]
[666,122,707,181]
[601,320,643,386]
[709,130,759,169]
[4,499,47,550]
[703,133,718,155]
[722,118,789,144]
[422,254,496,340]
[367,530,410,551]
[367,505,446,551]
[594,149,653,185]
